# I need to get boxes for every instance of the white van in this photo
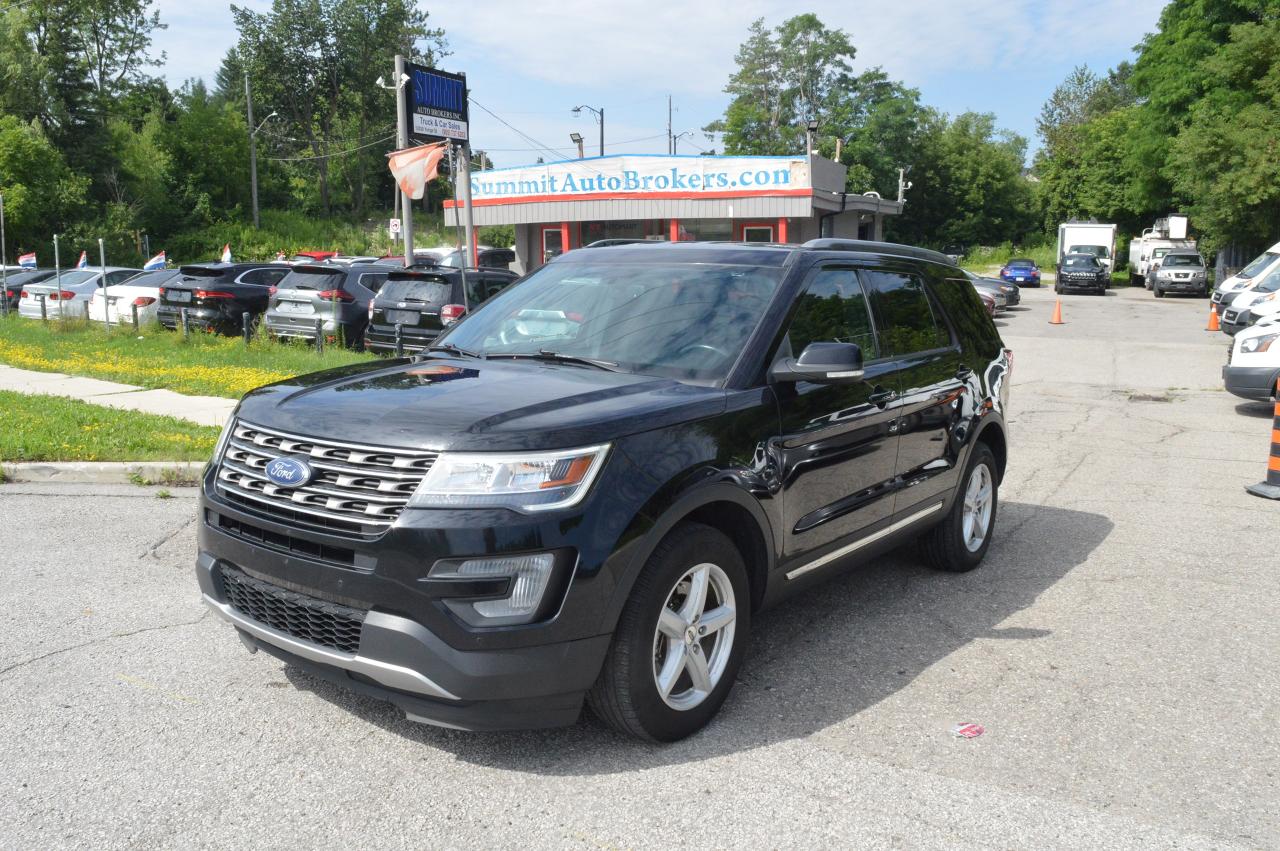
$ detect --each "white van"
[1224,317,1280,401]
[1213,241,1280,314]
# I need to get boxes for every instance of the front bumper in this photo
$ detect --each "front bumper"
[1058,276,1105,293]
[1155,276,1207,294]
[1221,308,1252,336]
[1223,364,1280,401]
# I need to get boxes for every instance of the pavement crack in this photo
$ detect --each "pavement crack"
[141,515,197,561]
[0,610,210,679]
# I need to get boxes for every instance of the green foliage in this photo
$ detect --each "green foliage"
[0,116,89,251]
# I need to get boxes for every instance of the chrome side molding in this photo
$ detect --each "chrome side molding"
[785,501,945,580]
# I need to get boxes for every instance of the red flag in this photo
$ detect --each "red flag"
[387,142,449,200]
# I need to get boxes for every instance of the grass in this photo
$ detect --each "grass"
[0,391,221,462]
[0,314,376,398]
[961,242,1137,286]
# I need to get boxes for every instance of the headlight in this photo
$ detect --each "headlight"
[1241,333,1279,354]
[408,444,610,511]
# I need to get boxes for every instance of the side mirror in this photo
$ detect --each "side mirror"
[771,342,864,384]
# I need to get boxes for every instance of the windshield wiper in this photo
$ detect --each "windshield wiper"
[487,350,619,372]
[426,343,484,359]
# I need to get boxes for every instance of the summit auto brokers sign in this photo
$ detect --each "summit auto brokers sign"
[466,155,811,204]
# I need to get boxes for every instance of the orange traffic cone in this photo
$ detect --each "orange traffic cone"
[1245,378,1280,500]
[1206,305,1220,331]
[1049,299,1064,325]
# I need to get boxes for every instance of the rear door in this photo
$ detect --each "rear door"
[862,268,966,512]
[774,264,903,568]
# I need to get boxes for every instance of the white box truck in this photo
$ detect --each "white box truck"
[1058,222,1119,276]
[1128,215,1196,288]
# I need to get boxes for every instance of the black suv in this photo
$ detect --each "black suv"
[364,266,519,354]
[157,263,290,334]
[2,268,56,311]
[196,240,1011,741]
[1056,253,1109,295]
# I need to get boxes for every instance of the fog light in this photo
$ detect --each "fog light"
[430,553,556,624]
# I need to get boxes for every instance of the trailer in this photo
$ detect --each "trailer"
[1057,221,1118,276]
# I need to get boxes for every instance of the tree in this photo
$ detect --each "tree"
[0,115,89,254]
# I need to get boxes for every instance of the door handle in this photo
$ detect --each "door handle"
[868,388,897,407]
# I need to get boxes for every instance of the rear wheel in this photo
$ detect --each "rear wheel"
[919,443,998,573]
[588,523,750,741]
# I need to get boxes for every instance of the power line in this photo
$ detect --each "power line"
[265,133,395,162]
[468,97,565,164]
[261,123,395,145]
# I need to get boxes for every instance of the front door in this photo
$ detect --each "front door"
[773,265,902,568]
[862,269,966,511]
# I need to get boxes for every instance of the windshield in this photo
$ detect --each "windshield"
[49,270,97,286]
[278,269,344,291]
[1252,269,1280,293]
[438,260,784,383]
[1240,251,1279,278]
[1069,245,1109,258]
[1162,255,1203,268]
[1063,256,1100,269]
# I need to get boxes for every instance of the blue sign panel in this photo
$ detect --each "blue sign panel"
[405,63,468,143]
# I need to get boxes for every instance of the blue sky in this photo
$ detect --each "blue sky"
[154,0,1167,169]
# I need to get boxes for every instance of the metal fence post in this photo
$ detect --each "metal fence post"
[98,238,110,332]
[394,323,403,357]
[82,300,89,320]
[314,318,323,353]
[181,307,190,339]
[131,303,139,332]
[38,294,46,322]
[242,311,252,345]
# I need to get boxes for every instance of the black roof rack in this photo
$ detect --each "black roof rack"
[801,239,957,267]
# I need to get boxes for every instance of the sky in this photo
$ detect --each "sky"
[153,0,1167,170]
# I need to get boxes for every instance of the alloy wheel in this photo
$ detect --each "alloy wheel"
[652,563,737,711]
[962,464,994,553]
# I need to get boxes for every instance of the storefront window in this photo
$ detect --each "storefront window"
[679,219,733,241]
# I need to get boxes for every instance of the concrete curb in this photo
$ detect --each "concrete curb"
[4,460,205,485]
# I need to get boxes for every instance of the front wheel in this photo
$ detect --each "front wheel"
[919,442,999,572]
[1154,285,1164,298]
[588,523,750,741]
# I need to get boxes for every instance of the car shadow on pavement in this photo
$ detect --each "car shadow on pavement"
[1234,401,1275,419]
[284,501,1112,770]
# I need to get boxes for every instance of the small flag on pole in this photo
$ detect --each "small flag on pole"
[387,142,449,201]
[76,250,88,269]
[143,251,166,271]
[221,244,232,263]
[18,252,36,268]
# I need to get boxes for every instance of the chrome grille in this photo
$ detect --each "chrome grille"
[215,420,437,535]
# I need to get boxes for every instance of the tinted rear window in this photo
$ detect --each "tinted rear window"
[278,269,345,290]
[381,279,453,304]
[1163,255,1204,267]
[1008,259,1035,267]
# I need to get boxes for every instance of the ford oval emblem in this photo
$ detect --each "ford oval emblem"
[264,455,313,488]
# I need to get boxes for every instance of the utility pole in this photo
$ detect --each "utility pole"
[394,54,414,263]
[245,74,260,229]
[897,166,912,203]
[0,193,7,317]
[459,140,477,266]
[667,95,672,155]
[598,106,604,157]
[98,238,109,330]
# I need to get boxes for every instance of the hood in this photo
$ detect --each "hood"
[234,356,728,452]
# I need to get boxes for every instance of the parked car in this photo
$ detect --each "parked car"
[88,269,182,325]
[1223,317,1280,401]
[1150,249,1209,298]
[1221,266,1280,335]
[977,289,997,317]
[962,269,1020,308]
[196,238,1012,740]
[999,258,1041,287]
[942,244,966,262]
[1055,254,1109,295]
[327,255,381,266]
[1213,241,1280,315]
[263,264,389,348]
[2,268,55,312]
[156,263,290,334]
[364,266,519,354]
[375,246,516,270]
[288,251,337,264]
[18,267,142,319]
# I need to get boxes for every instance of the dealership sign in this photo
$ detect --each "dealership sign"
[465,155,811,204]
[405,64,468,143]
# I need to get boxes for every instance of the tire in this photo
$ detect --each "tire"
[1055,282,1062,295]
[587,522,751,741]
[1154,285,1164,298]
[919,442,999,573]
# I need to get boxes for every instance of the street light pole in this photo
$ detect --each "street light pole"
[573,105,604,156]
[245,74,260,229]
[570,132,584,159]
[0,193,7,317]
[394,54,414,264]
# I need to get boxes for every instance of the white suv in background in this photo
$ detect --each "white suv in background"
[1224,315,1280,402]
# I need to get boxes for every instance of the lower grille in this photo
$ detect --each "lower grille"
[220,566,366,654]
[212,511,357,567]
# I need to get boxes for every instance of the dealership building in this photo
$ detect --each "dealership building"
[444,153,902,273]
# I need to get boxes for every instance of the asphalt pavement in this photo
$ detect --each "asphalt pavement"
[2,285,1277,849]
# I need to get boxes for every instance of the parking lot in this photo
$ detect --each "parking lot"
[1,285,1276,848]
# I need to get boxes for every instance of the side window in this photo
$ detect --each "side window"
[107,271,136,285]
[241,268,287,287]
[860,270,950,357]
[786,267,879,360]
[358,272,387,292]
